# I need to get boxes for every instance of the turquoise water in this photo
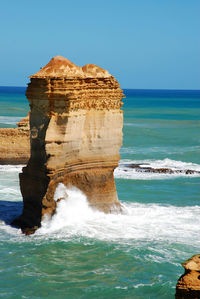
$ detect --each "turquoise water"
[0,87,29,128]
[0,87,200,298]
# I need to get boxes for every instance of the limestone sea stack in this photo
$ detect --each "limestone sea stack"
[13,56,124,234]
[176,254,200,298]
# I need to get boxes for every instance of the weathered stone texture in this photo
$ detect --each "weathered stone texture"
[0,128,29,165]
[0,113,30,164]
[13,56,124,233]
[176,254,200,298]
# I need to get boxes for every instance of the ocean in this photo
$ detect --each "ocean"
[0,86,200,298]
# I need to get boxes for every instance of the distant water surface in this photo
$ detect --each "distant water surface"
[0,86,28,127]
[0,87,200,298]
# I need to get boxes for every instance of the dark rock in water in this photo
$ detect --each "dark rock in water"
[185,169,196,175]
[11,212,40,235]
[126,164,200,175]
[128,163,142,169]
[175,254,200,298]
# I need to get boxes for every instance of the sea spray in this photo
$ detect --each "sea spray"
[1,165,199,244]
[35,184,200,248]
[38,184,99,234]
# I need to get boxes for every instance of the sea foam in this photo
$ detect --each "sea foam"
[0,165,199,249]
[0,165,24,172]
[0,116,22,125]
[35,184,200,248]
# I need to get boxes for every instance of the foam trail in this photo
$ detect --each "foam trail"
[0,116,22,125]
[140,158,200,171]
[37,184,200,247]
[0,165,24,172]
[0,165,23,202]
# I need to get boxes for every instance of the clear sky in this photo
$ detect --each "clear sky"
[0,0,199,89]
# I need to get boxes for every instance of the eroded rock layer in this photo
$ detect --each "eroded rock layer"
[0,113,30,164]
[176,254,200,298]
[0,128,29,165]
[14,56,124,233]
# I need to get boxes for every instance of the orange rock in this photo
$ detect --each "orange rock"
[13,56,124,234]
[176,255,200,298]
[0,127,30,164]
[32,56,111,79]
[16,112,30,130]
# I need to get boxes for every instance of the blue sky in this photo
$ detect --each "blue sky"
[0,0,199,89]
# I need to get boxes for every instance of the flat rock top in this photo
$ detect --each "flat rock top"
[182,254,200,271]
[31,56,111,79]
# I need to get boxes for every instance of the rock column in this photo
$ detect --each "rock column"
[13,56,124,234]
[176,254,200,298]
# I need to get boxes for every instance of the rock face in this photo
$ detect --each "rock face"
[176,254,200,298]
[0,128,29,165]
[0,113,30,164]
[16,112,30,129]
[13,56,124,234]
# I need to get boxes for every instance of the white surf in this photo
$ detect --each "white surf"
[115,158,200,180]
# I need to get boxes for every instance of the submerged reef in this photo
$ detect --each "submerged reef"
[12,56,124,234]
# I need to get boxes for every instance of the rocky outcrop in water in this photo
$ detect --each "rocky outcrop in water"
[175,254,200,298]
[124,163,200,175]
[12,56,124,234]
[16,112,30,129]
[0,113,30,165]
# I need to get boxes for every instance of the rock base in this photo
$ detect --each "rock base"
[176,255,200,298]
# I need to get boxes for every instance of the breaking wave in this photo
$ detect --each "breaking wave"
[0,165,199,247]
[32,184,200,247]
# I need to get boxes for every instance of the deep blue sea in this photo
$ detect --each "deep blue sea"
[0,87,200,298]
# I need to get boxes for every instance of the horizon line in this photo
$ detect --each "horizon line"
[0,85,200,92]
